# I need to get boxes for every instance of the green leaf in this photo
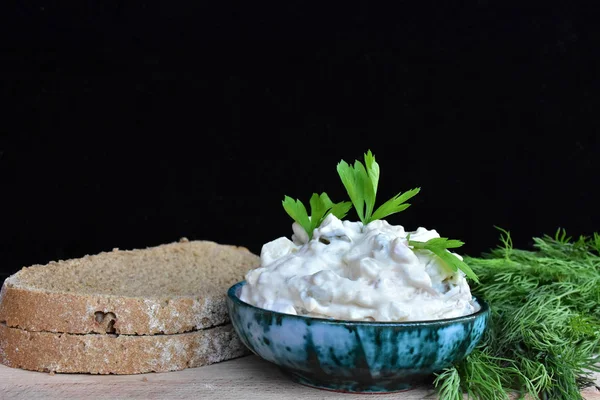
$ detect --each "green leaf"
[370,187,421,221]
[352,159,372,222]
[283,194,354,240]
[363,150,380,220]
[282,196,312,238]
[337,160,366,222]
[309,193,331,233]
[436,250,479,282]
[409,237,479,283]
[309,193,350,233]
[337,150,420,225]
[418,237,465,249]
[331,201,353,220]
[364,150,379,195]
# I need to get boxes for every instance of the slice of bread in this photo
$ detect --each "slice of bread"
[0,322,248,374]
[0,239,259,335]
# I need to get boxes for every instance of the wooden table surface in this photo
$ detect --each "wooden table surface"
[1,354,599,399]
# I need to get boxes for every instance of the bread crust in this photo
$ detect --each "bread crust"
[0,240,259,335]
[0,285,229,335]
[0,323,250,374]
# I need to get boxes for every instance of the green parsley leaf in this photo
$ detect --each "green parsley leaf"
[336,159,367,222]
[282,196,311,238]
[409,237,480,283]
[329,197,353,221]
[370,187,421,222]
[308,193,352,234]
[364,150,379,219]
[282,193,352,240]
[337,150,420,225]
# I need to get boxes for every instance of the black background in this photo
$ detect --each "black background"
[2,2,599,286]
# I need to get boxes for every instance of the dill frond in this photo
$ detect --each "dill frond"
[435,228,600,400]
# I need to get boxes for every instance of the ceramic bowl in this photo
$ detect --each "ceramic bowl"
[227,281,490,393]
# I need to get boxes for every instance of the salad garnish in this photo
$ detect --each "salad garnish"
[282,150,479,282]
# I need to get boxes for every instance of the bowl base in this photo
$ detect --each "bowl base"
[282,369,421,394]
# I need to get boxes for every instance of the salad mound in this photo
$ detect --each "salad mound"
[241,214,479,321]
[241,150,479,322]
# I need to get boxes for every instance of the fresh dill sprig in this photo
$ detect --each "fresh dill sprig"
[433,366,464,400]
[434,228,600,400]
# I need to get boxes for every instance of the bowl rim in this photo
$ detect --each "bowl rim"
[227,280,489,327]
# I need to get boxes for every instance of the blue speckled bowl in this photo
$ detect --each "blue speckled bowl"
[227,281,489,394]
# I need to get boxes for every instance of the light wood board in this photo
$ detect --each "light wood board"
[1,355,598,399]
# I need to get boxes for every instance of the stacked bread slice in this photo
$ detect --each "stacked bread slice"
[0,238,258,374]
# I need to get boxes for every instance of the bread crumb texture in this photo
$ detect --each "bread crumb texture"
[0,240,260,335]
[8,240,254,296]
[0,323,250,374]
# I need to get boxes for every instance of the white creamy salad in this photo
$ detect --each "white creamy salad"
[240,214,480,322]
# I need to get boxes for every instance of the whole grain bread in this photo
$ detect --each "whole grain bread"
[0,322,249,374]
[0,239,259,335]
